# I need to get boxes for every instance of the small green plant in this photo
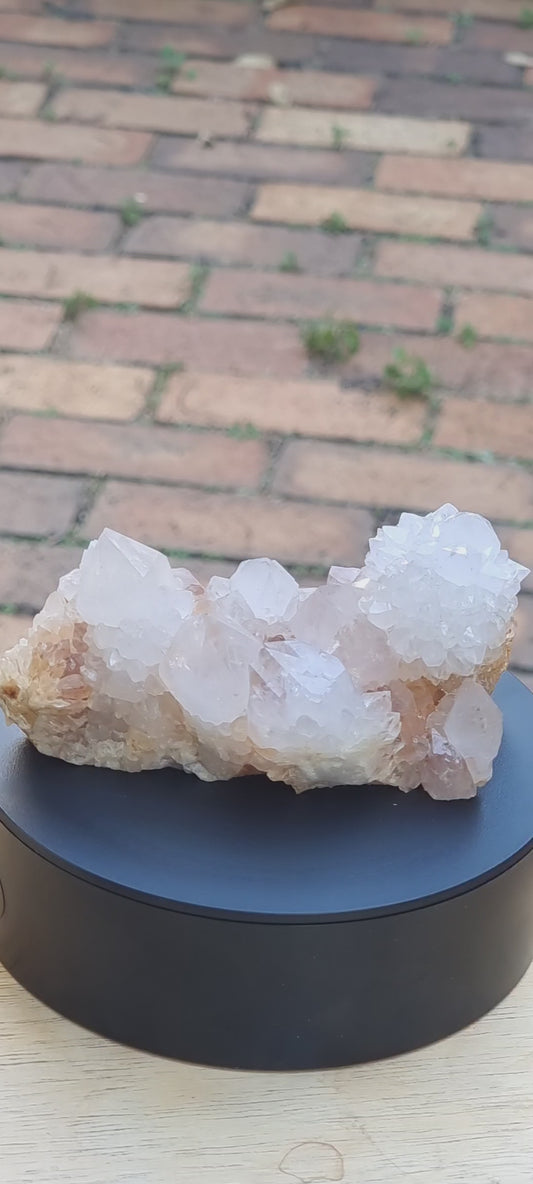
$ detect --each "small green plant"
[0,604,17,615]
[62,291,99,322]
[383,349,433,399]
[120,196,144,227]
[331,123,348,151]
[446,72,462,85]
[41,105,57,121]
[227,422,261,440]
[436,312,453,335]
[156,45,187,91]
[302,320,360,364]
[519,8,533,28]
[476,210,493,247]
[279,251,301,273]
[180,264,209,314]
[406,26,423,44]
[454,12,474,30]
[321,211,349,235]
[458,323,478,348]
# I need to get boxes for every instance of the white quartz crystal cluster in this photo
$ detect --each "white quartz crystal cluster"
[0,505,528,799]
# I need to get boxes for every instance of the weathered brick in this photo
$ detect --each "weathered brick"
[85,0,251,25]
[498,529,533,593]
[383,0,526,17]
[171,60,376,109]
[65,311,305,375]
[526,69,533,87]
[268,6,452,45]
[0,120,150,165]
[51,89,250,138]
[379,79,532,123]
[0,300,60,351]
[0,249,191,309]
[124,216,361,277]
[0,417,268,491]
[490,205,533,252]
[0,540,82,610]
[157,371,427,446]
[0,44,156,88]
[21,164,249,217]
[0,356,153,420]
[0,472,86,537]
[256,108,470,155]
[463,22,533,52]
[0,203,118,250]
[375,241,533,296]
[0,615,32,652]
[252,184,480,240]
[315,41,519,86]
[376,155,533,204]
[434,398,533,460]
[349,332,533,403]
[201,270,442,331]
[0,80,45,116]
[478,127,533,163]
[455,294,533,342]
[152,137,376,186]
[273,442,533,522]
[85,483,374,567]
[514,596,533,669]
[120,20,237,57]
[0,15,116,46]
[0,162,25,197]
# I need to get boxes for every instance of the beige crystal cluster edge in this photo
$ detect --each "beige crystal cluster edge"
[0,504,528,800]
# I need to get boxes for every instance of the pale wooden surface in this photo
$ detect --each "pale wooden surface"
[0,964,532,1184]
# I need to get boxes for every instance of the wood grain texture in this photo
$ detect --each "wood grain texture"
[0,963,532,1183]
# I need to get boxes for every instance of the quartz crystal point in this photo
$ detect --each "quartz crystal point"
[0,505,528,798]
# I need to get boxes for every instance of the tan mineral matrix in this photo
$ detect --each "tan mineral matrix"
[0,505,528,799]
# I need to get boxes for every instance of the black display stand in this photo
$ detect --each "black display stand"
[0,672,532,1070]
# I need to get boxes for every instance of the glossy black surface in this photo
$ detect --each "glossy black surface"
[0,673,531,922]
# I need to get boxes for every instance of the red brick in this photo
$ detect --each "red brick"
[51,88,249,138]
[0,15,116,46]
[498,530,533,593]
[0,472,86,537]
[0,44,156,88]
[0,203,118,250]
[0,249,191,309]
[375,242,533,297]
[0,615,32,652]
[0,540,82,610]
[379,79,532,124]
[85,483,374,567]
[376,155,533,204]
[0,417,268,491]
[124,216,361,277]
[85,0,251,25]
[152,138,376,186]
[0,80,45,116]
[21,164,249,217]
[256,110,470,156]
[0,356,153,420]
[274,442,533,523]
[455,294,533,342]
[434,399,533,460]
[252,184,479,239]
[157,372,427,446]
[0,300,60,351]
[268,6,452,45]
[171,60,375,110]
[383,0,525,17]
[348,332,533,403]
[201,269,442,331]
[65,311,306,375]
[0,162,25,197]
[0,120,150,165]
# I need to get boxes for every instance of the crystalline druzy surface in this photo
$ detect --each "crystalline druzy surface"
[0,504,528,798]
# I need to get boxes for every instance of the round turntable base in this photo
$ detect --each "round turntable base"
[0,672,532,1070]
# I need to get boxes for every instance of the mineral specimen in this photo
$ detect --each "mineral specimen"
[0,504,528,798]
